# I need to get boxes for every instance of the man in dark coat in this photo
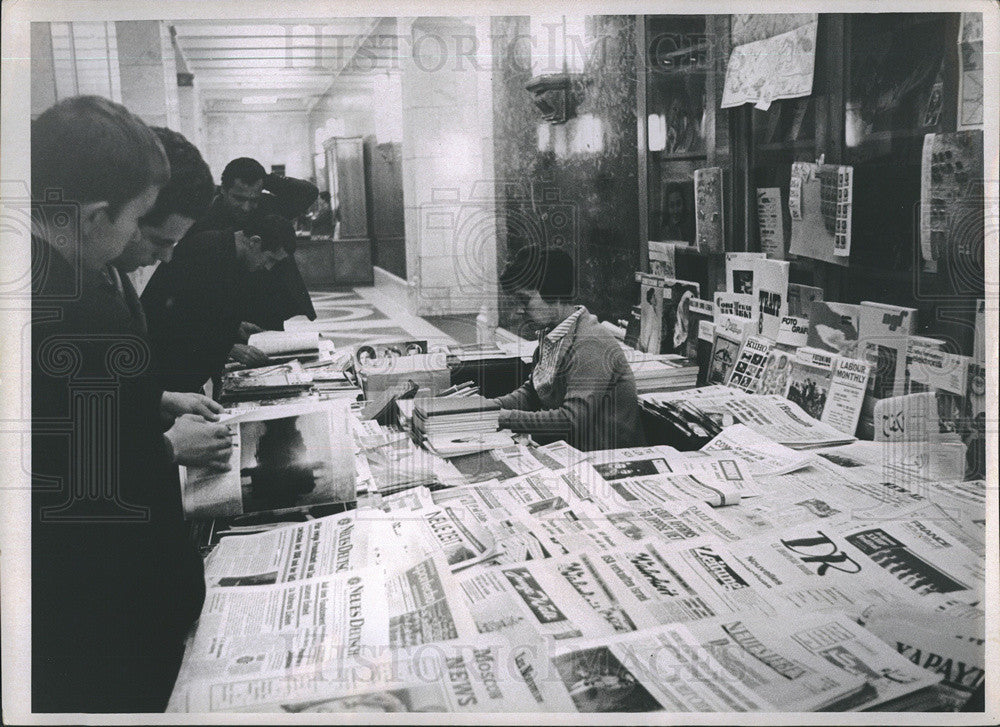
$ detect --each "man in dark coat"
[142,213,297,394]
[31,96,207,712]
[185,157,317,344]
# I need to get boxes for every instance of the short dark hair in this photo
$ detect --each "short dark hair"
[141,127,214,226]
[220,157,266,189]
[319,191,331,203]
[31,95,169,218]
[242,213,296,254]
[499,245,575,304]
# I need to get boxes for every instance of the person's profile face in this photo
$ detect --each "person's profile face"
[88,184,160,270]
[512,289,552,329]
[222,178,264,221]
[122,212,195,271]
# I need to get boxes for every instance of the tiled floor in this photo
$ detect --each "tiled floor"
[294,286,459,350]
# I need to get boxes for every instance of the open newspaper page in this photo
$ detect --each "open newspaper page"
[599,458,760,509]
[169,553,479,697]
[642,387,855,448]
[430,483,624,565]
[720,515,984,620]
[202,500,496,588]
[701,424,814,475]
[203,510,378,588]
[170,628,574,713]
[383,502,498,572]
[181,398,356,518]
[718,395,856,448]
[808,439,967,488]
[683,611,941,711]
[495,462,612,512]
[546,623,774,712]
[457,538,780,641]
[858,601,985,710]
[578,498,752,546]
[438,443,564,485]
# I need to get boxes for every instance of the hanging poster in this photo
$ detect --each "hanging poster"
[721,21,818,111]
[756,187,785,258]
[788,162,853,267]
[958,13,984,130]
[919,130,984,267]
[694,167,725,254]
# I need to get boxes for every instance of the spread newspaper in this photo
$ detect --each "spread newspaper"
[165,378,986,715]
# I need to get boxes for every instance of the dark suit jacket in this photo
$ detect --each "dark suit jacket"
[32,240,205,712]
[184,174,318,327]
[141,229,245,393]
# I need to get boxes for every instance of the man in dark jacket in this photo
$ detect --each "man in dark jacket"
[31,96,207,712]
[142,213,296,394]
[186,157,317,342]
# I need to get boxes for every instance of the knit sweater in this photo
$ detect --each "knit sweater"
[493,310,644,451]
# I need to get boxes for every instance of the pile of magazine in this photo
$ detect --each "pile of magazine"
[676,250,985,478]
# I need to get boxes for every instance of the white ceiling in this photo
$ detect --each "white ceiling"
[170,17,400,113]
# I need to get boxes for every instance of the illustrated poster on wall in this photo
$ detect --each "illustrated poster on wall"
[788,162,853,267]
[721,20,818,111]
[919,130,984,270]
[694,167,725,254]
[958,12,983,130]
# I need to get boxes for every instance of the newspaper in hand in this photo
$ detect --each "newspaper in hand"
[181,398,357,518]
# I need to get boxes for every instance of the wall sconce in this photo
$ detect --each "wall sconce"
[526,16,590,125]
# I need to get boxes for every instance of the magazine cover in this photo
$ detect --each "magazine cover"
[714,291,754,321]
[821,357,872,436]
[623,305,642,350]
[648,241,677,279]
[355,339,429,367]
[658,279,701,355]
[686,298,715,360]
[776,315,810,349]
[725,252,766,294]
[755,348,795,395]
[858,302,917,400]
[787,283,824,318]
[806,301,860,357]
[695,320,716,386]
[751,258,790,339]
[707,315,750,385]
[637,275,664,354]
[726,335,775,393]
[785,347,836,420]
